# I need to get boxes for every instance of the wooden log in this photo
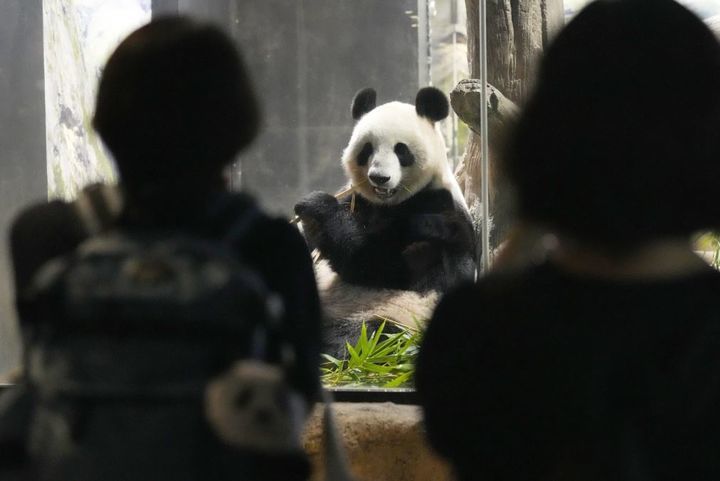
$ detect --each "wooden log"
[450,77,519,212]
[450,78,519,139]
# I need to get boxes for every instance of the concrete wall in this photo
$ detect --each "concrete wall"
[152,0,179,17]
[0,0,46,376]
[179,0,422,215]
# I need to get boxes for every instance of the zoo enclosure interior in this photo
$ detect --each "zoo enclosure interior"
[0,0,475,387]
[3,0,720,386]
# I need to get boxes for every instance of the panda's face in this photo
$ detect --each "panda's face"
[342,102,445,205]
[355,140,414,200]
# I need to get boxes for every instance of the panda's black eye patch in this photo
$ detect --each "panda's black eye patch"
[394,143,415,167]
[357,142,373,166]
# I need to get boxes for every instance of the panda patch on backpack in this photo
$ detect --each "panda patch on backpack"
[294,87,476,352]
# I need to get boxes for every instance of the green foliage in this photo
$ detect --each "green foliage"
[695,232,720,269]
[710,236,720,269]
[321,320,423,389]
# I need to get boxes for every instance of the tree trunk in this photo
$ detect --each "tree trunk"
[456,0,563,243]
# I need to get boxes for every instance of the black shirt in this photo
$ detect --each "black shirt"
[417,261,720,481]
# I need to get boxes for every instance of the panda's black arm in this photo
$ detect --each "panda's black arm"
[323,208,477,292]
[294,191,408,282]
[312,209,413,286]
[402,211,477,291]
[312,208,365,259]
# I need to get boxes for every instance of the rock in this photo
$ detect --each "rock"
[303,402,453,481]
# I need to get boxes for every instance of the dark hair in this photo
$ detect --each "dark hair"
[93,17,259,191]
[504,0,720,250]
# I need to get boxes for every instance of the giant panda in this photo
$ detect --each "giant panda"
[294,87,476,355]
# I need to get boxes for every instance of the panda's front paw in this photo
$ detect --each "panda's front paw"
[294,191,339,221]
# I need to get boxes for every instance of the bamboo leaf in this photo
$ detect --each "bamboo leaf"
[384,371,413,388]
[358,322,369,355]
[360,363,394,374]
[320,319,426,388]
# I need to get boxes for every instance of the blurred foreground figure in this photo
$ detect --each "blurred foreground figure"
[2,17,320,481]
[417,1,720,480]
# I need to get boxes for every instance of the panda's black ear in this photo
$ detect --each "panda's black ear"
[415,87,449,122]
[351,88,377,120]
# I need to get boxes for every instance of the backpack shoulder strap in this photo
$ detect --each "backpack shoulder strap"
[73,184,123,237]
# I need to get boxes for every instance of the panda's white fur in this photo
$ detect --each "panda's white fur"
[342,101,468,211]
[314,258,439,330]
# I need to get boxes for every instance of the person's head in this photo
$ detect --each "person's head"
[504,0,720,253]
[93,17,259,196]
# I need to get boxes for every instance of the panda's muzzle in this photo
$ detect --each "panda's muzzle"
[370,174,390,185]
[372,187,397,199]
[369,175,397,198]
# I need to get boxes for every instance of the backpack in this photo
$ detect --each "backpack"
[16,192,309,481]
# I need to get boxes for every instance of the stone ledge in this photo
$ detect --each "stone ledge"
[303,402,453,481]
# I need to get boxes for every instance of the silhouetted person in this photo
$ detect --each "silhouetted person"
[5,17,320,481]
[96,13,321,416]
[417,1,720,480]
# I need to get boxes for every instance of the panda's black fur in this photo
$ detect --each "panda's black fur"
[295,184,475,293]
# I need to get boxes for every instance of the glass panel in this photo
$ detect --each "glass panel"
[194,0,473,389]
[431,0,469,173]
[487,0,720,271]
[0,1,45,378]
[482,0,720,273]
[1,0,479,389]
[0,0,151,378]
[470,0,564,271]
[221,0,425,215]
[677,0,720,265]
[196,0,442,389]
